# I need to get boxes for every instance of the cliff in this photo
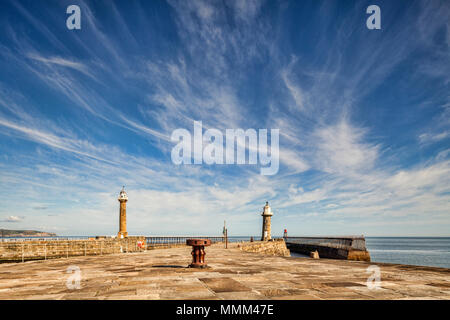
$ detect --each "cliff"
[0,229,57,237]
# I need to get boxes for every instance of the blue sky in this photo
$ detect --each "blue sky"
[0,0,448,236]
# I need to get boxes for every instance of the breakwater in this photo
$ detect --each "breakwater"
[1,235,371,263]
[285,236,371,261]
[1,242,448,300]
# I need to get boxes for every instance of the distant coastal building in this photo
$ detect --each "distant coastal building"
[117,187,128,238]
[261,202,273,241]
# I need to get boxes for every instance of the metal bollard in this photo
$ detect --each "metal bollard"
[186,239,211,268]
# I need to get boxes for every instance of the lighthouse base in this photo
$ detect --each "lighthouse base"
[117,232,128,238]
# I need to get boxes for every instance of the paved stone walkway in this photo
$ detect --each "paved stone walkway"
[0,243,449,299]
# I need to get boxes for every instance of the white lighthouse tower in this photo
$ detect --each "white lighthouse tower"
[261,201,273,241]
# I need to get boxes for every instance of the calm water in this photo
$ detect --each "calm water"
[365,237,450,269]
[289,237,450,268]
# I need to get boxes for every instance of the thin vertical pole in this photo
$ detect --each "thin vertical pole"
[225,229,228,249]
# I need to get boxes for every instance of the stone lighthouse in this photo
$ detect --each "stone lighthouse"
[117,186,128,238]
[261,201,273,241]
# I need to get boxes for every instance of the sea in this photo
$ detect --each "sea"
[365,237,450,269]
[290,237,450,269]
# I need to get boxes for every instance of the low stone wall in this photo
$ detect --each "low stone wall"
[0,236,146,262]
[238,239,290,257]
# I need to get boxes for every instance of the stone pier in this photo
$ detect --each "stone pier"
[286,236,371,261]
[0,242,448,300]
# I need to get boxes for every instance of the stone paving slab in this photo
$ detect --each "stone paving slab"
[0,243,449,300]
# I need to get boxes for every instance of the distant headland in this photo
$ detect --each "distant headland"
[0,229,57,237]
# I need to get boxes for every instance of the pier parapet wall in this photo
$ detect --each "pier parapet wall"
[0,236,146,262]
[285,236,371,261]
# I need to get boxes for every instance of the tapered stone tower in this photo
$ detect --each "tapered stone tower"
[117,186,128,238]
[261,201,273,241]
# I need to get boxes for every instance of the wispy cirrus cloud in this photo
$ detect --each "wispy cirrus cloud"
[27,53,94,78]
[419,131,449,144]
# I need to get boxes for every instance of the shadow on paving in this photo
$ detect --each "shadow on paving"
[151,265,186,268]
